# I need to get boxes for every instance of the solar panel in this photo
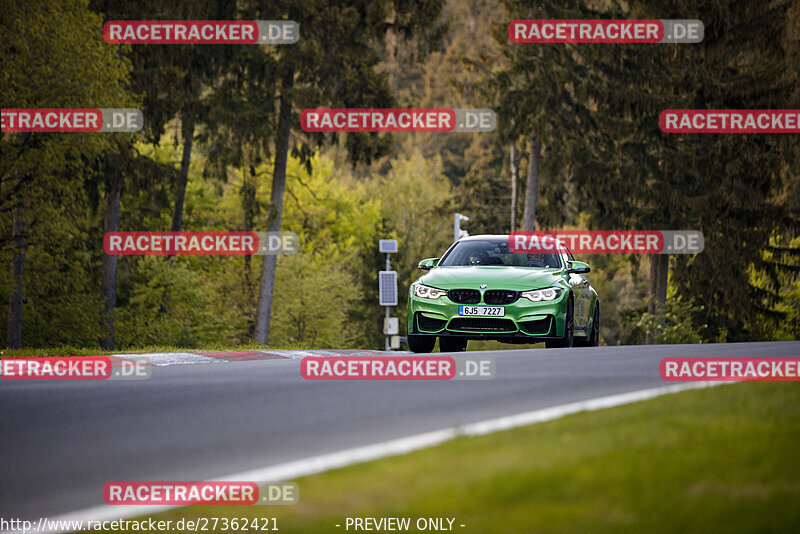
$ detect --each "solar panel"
[378,270,398,306]
[379,239,398,253]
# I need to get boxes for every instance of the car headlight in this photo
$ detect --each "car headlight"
[520,287,562,302]
[413,284,448,300]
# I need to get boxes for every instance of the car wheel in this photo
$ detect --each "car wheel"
[439,336,468,352]
[408,334,436,353]
[575,302,599,347]
[546,297,574,348]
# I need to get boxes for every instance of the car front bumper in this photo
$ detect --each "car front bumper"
[407,290,568,341]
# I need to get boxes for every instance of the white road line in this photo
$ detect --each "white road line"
[114,350,389,366]
[7,380,731,533]
[114,353,222,366]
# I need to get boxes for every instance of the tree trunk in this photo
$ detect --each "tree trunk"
[520,135,541,231]
[241,161,258,319]
[101,154,121,350]
[647,154,671,344]
[254,67,294,344]
[647,256,658,315]
[656,254,668,309]
[646,254,669,344]
[7,204,25,349]
[510,144,517,233]
[646,257,658,344]
[171,110,195,232]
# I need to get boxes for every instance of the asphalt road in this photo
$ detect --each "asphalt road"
[1,342,797,521]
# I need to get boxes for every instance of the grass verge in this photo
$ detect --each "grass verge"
[117,381,800,533]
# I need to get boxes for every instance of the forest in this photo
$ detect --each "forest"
[2,0,799,351]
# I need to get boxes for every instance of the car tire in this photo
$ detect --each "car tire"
[546,297,574,348]
[439,336,468,352]
[575,302,599,347]
[408,334,436,353]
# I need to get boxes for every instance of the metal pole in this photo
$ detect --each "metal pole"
[385,253,391,351]
[454,213,469,242]
[385,306,390,351]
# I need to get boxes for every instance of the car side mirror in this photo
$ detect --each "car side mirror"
[567,260,590,274]
[418,258,439,270]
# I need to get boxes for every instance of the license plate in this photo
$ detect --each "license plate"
[458,306,504,317]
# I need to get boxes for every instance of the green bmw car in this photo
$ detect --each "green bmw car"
[407,235,599,353]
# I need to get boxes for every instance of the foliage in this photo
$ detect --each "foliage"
[270,253,361,347]
[0,0,136,348]
[490,0,800,341]
[2,0,799,350]
[747,236,800,340]
[635,291,706,345]
[115,256,246,347]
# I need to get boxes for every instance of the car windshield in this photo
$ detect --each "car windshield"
[438,238,563,268]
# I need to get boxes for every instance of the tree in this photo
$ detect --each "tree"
[492,0,800,342]
[520,136,541,230]
[242,0,447,344]
[583,0,800,341]
[91,0,241,232]
[1,0,134,348]
[509,144,518,231]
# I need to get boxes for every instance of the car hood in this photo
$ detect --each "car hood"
[416,266,564,291]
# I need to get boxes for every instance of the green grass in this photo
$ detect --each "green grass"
[0,341,311,358]
[127,382,800,534]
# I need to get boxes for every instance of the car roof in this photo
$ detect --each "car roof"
[458,234,510,240]
[455,234,572,256]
